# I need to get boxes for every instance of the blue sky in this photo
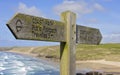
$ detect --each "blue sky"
[0,0,120,47]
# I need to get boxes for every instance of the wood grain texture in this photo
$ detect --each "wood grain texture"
[76,25,102,45]
[7,13,102,44]
[7,13,65,42]
[60,11,76,75]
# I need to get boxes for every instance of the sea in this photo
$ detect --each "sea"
[0,52,59,75]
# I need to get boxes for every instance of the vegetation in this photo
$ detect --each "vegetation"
[76,43,120,61]
[1,43,120,61]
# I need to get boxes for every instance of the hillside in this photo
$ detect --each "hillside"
[1,43,120,62]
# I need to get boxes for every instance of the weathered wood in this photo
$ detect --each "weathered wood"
[7,13,102,44]
[60,11,76,75]
[76,25,102,45]
[7,13,65,42]
[6,11,103,75]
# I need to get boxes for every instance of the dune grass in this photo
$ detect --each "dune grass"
[76,43,120,61]
[2,43,120,61]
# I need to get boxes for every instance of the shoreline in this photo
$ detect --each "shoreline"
[6,50,60,65]
[3,51,120,73]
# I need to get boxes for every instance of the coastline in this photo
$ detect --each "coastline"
[3,50,120,73]
[6,50,60,66]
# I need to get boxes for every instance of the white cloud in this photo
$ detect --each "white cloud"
[17,2,45,17]
[102,33,120,43]
[93,3,105,11]
[53,0,105,17]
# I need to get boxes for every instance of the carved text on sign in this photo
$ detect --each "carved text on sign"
[79,30,99,43]
[32,25,57,39]
[16,19,23,32]
[7,13,102,44]
[76,25,102,44]
[31,17,59,40]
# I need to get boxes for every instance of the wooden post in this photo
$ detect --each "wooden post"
[60,11,76,75]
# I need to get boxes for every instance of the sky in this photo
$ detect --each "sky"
[0,0,120,47]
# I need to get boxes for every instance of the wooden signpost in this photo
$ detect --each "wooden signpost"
[7,13,65,42]
[7,11,102,75]
[60,11,76,75]
[76,25,102,45]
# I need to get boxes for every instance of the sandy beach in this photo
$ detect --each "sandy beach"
[5,50,120,74]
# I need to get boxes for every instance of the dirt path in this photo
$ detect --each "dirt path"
[76,60,120,67]
[76,60,120,73]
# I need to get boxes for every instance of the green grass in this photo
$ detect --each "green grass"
[3,43,120,61]
[76,43,120,61]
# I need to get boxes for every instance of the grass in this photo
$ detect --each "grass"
[76,43,120,61]
[1,43,120,61]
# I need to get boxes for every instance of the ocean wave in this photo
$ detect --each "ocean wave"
[0,52,59,75]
